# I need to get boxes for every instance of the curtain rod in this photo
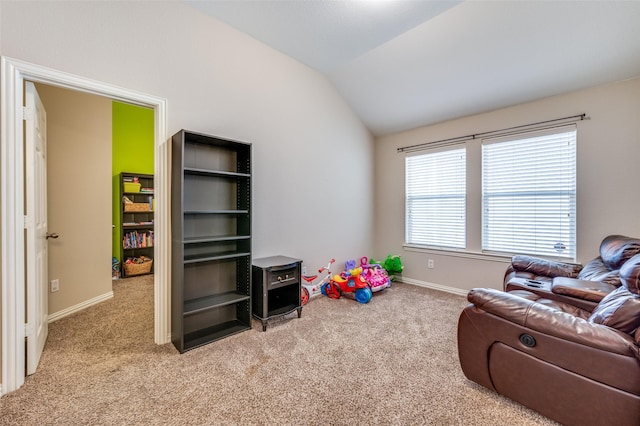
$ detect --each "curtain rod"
[397,113,589,153]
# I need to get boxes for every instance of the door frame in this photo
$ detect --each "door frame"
[1,56,170,395]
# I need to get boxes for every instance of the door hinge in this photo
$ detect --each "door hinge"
[25,323,34,338]
[22,106,33,121]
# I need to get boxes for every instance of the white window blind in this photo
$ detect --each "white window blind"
[482,126,576,259]
[406,147,466,248]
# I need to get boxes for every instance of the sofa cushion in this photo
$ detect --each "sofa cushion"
[619,253,640,295]
[588,286,640,334]
[599,235,640,271]
[511,255,582,278]
[552,277,616,302]
[577,257,621,286]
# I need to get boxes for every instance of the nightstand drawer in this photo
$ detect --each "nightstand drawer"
[267,263,300,289]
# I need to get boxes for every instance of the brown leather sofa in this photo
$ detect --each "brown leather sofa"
[458,236,640,426]
[502,235,640,311]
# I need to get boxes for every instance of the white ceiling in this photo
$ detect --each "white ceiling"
[186,1,640,136]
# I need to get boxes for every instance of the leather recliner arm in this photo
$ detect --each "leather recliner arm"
[468,288,640,360]
[510,254,582,278]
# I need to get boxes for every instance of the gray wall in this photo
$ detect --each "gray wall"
[0,1,374,385]
[0,1,375,269]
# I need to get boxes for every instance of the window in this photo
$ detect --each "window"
[482,126,577,259]
[405,147,466,248]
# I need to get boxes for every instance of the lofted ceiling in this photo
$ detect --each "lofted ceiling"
[186,1,640,136]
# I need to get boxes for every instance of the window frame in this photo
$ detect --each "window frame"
[403,124,578,261]
[481,125,577,259]
[405,145,467,250]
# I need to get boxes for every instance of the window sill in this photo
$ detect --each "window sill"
[403,244,576,264]
[402,244,513,263]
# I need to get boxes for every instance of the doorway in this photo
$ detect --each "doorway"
[1,56,169,395]
[35,83,114,324]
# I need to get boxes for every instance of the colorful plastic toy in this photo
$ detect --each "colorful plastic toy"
[360,256,391,292]
[372,254,404,281]
[321,261,372,304]
[301,258,335,306]
[341,259,363,280]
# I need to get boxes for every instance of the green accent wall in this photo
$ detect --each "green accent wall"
[112,101,154,262]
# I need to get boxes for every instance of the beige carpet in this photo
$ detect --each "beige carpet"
[0,276,557,425]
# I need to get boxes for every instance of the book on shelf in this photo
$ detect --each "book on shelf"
[123,230,154,249]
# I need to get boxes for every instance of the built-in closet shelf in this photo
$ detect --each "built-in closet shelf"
[123,224,155,230]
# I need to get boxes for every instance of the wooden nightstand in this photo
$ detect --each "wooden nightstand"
[252,256,302,331]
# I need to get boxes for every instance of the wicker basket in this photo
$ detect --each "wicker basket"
[124,203,151,212]
[124,259,153,276]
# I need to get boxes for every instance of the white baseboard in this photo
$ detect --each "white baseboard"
[400,277,470,297]
[47,291,114,323]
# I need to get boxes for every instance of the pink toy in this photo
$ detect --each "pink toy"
[360,256,391,293]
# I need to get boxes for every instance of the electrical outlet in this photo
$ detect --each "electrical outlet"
[302,266,307,276]
[428,259,434,269]
[50,279,59,292]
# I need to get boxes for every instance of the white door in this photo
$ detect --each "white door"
[25,81,49,375]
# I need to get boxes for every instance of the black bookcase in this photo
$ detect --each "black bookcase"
[120,172,154,277]
[171,130,252,353]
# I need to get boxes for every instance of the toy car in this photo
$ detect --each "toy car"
[321,272,372,304]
